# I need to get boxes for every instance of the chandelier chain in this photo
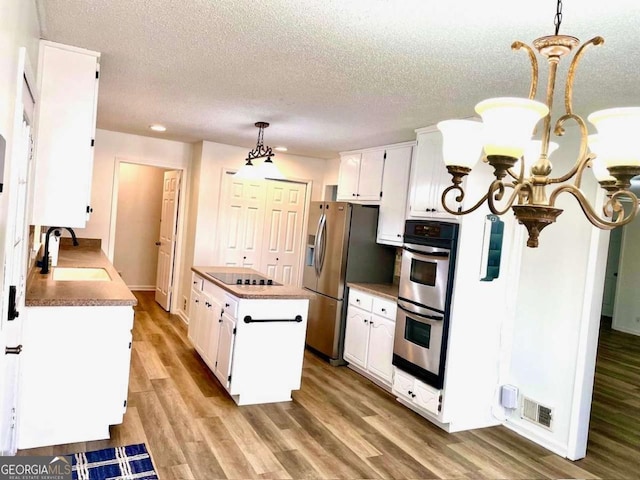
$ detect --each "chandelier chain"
[554,0,563,35]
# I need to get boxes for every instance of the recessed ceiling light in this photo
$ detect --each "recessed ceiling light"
[149,124,166,132]
[275,146,288,152]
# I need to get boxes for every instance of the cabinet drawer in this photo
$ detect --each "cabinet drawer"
[192,273,204,291]
[392,368,415,400]
[348,289,373,311]
[372,297,396,320]
[223,295,238,319]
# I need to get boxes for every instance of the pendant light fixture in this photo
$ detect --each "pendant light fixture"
[235,122,284,179]
[436,0,640,248]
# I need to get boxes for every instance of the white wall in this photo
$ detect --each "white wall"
[74,129,192,251]
[503,127,608,458]
[113,163,165,289]
[612,219,640,334]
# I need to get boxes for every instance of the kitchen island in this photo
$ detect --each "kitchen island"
[190,266,311,405]
[20,238,136,449]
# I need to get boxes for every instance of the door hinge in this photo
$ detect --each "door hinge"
[232,327,236,335]
[86,205,93,214]
[128,342,132,349]
[383,151,387,160]
[96,71,100,79]
[91,138,95,147]
[123,399,127,407]
[228,375,232,382]
[215,360,218,367]
[380,191,383,198]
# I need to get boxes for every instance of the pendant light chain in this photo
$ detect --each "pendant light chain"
[554,0,563,35]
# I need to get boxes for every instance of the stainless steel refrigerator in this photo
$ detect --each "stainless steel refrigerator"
[303,202,395,364]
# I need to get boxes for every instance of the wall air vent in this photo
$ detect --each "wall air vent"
[521,396,553,430]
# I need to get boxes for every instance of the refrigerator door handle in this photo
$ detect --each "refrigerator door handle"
[318,213,328,274]
[313,213,324,277]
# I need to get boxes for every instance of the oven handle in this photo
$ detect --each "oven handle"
[397,302,444,322]
[402,246,449,258]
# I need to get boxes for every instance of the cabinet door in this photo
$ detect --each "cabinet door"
[357,150,385,201]
[377,145,413,245]
[409,129,456,218]
[206,296,223,369]
[366,315,395,384]
[195,293,213,360]
[336,153,361,200]
[343,306,371,369]
[187,289,201,344]
[32,42,100,228]
[214,312,236,389]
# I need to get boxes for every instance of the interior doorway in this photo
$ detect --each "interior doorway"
[601,227,622,318]
[111,162,181,311]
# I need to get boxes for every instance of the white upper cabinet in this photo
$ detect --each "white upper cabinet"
[337,149,384,202]
[32,41,100,228]
[377,144,414,246]
[408,126,458,219]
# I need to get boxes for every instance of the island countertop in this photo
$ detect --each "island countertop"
[26,238,137,307]
[192,266,313,299]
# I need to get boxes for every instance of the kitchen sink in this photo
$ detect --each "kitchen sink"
[52,267,111,281]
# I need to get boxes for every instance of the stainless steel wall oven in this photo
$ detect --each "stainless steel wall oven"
[393,220,459,389]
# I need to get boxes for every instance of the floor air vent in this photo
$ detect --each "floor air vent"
[521,396,553,430]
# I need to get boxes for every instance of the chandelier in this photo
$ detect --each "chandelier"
[437,0,640,247]
[235,122,284,179]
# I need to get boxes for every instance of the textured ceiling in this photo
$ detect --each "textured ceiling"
[36,0,640,159]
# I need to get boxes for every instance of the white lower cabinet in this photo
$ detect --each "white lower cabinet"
[344,288,397,386]
[19,305,134,449]
[188,271,309,405]
[393,368,442,416]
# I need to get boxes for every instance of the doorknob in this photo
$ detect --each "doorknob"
[5,345,22,355]
[155,242,161,246]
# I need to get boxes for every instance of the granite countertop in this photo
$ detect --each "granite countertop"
[347,282,399,301]
[192,266,312,299]
[26,238,137,307]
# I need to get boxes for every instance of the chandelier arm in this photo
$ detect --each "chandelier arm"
[564,36,605,114]
[441,185,490,216]
[512,41,539,99]
[547,113,590,186]
[548,184,638,229]
[487,181,526,216]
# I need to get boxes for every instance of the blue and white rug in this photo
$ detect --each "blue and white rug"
[71,443,158,480]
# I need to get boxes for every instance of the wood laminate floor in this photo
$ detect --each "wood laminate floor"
[18,293,640,479]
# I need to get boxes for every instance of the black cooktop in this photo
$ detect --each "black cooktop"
[205,271,281,286]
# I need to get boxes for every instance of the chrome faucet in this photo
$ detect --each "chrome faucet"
[39,227,79,274]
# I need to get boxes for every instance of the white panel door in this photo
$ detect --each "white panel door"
[260,181,307,285]
[219,177,266,268]
[1,56,35,454]
[155,170,182,310]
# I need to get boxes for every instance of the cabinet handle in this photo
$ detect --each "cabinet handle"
[195,299,199,303]
[381,308,386,312]
[408,390,412,396]
[411,393,416,398]
[364,319,368,324]
[370,321,374,326]
[397,234,401,237]
[356,193,360,197]
[5,345,22,355]
[352,193,356,197]
[356,299,360,303]
[225,303,230,308]
[155,241,161,246]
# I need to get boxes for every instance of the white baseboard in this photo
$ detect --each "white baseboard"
[127,285,156,291]
[503,418,568,458]
[176,309,189,325]
[611,324,640,336]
